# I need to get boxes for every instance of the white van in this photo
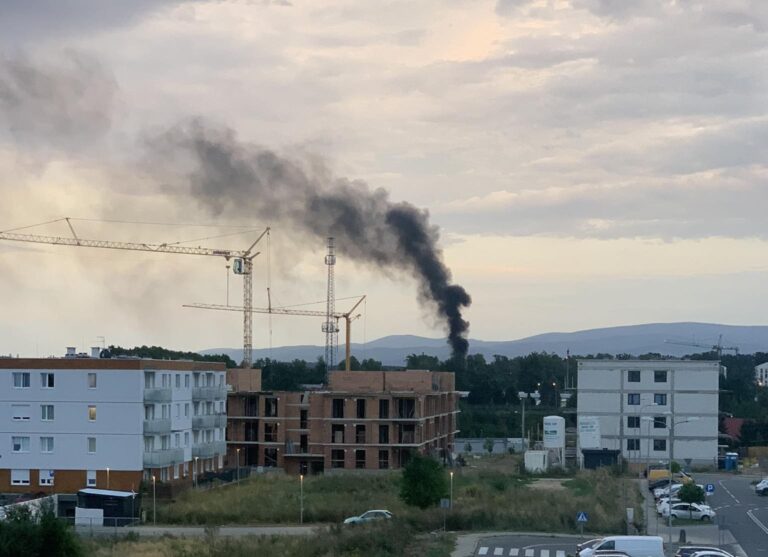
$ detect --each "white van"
[578,536,664,557]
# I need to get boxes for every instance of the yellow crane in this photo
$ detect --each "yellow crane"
[0,218,269,367]
[184,294,366,371]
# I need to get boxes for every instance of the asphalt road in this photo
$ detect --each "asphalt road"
[474,535,589,557]
[696,473,768,557]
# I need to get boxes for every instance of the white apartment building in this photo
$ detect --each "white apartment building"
[577,359,719,468]
[0,351,227,493]
[756,362,768,387]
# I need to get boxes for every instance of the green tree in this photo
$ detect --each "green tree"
[483,437,494,454]
[678,482,706,520]
[0,501,82,557]
[399,453,447,509]
[671,461,681,474]
[464,441,472,453]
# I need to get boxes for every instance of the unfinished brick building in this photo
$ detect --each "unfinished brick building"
[226,369,458,474]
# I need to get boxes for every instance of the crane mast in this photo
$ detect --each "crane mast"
[322,237,339,370]
[0,219,269,368]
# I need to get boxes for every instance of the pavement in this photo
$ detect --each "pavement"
[75,524,321,538]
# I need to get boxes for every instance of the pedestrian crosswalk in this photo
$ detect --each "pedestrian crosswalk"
[477,548,566,557]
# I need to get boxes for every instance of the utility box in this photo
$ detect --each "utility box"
[524,450,549,473]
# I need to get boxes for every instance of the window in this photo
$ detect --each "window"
[331,449,345,468]
[355,424,366,444]
[11,470,30,486]
[176,403,180,417]
[654,393,668,406]
[12,436,30,453]
[39,470,54,486]
[12,372,30,388]
[40,436,54,453]
[300,409,308,429]
[379,399,389,419]
[88,406,97,421]
[627,393,640,405]
[185,403,190,417]
[144,372,155,389]
[654,416,667,429]
[12,404,31,421]
[356,399,366,419]
[653,439,667,451]
[596,541,615,551]
[175,433,181,448]
[175,374,181,388]
[626,438,640,451]
[264,423,277,442]
[331,424,345,444]
[41,404,54,421]
[88,373,97,388]
[379,424,390,444]
[355,449,366,469]
[87,470,97,487]
[627,370,640,382]
[40,373,55,388]
[265,398,278,417]
[185,374,190,388]
[332,399,345,419]
[184,432,190,446]
[378,450,389,469]
[627,416,640,429]
[654,370,668,383]
[87,437,96,453]
[264,448,278,467]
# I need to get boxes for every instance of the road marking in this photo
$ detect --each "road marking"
[494,549,504,556]
[719,480,741,504]
[556,552,565,557]
[509,550,519,556]
[541,551,550,557]
[525,550,534,557]
[747,509,768,535]
[478,548,489,555]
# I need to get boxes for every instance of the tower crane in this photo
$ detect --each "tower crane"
[0,218,269,368]
[664,334,740,359]
[184,294,366,371]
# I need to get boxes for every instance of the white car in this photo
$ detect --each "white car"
[690,551,735,557]
[343,509,393,525]
[661,502,715,521]
[656,497,681,515]
[755,478,768,496]
[654,483,683,499]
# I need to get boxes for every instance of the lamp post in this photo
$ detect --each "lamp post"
[152,475,156,526]
[449,471,454,510]
[194,456,199,488]
[666,415,699,543]
[638,403,658,473]
[300,474,304,524]
[236,448,241,482]
[106,467,110,490]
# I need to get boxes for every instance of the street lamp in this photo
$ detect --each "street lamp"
[152,475,156,526]
[637,403,658,472]
[449,471,454,510]
[299,474,304,524]
[106,467,110,490]
[236,448,241,482]
[666,415,700,543]
[194,456,199,488]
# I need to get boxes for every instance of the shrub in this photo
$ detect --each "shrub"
[400,454,448,509]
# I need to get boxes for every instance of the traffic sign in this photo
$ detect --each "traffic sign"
[577,511,589,523]
[705,483,715,494]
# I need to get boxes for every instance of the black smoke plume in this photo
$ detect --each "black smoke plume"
[148,118,471,359]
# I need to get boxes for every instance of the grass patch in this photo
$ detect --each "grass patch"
[562,478,594,497]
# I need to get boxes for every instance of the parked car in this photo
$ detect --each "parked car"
[654,483,683,499]
[690,552,735,557]
[755,478,768,496]
[648,478,674,492]
[594,551,629,556]
[577,536,664,557]
[656,497,681,515]
[343,509,393,525]
[674,546,733,557]
[577,539,602,553]
[661,502,716,521]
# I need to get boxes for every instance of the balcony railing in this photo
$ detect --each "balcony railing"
[192,440,227,459]
[143,418,172,434]
[143,387,172,403]
[143,448,185,467]
[192,385,227,400]
[192,414,227,429]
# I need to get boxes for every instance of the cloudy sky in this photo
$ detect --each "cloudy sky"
[0,0,766,358]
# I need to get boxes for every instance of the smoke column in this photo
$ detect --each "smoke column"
[148,118,471,359]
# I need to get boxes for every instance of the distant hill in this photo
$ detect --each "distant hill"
[201,322,768,366]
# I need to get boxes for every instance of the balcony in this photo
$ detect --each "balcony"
[192,385,227,400]
[192,413,227,429]
[143,448,185,467]
[143,418,172,434]
[143,387,172,403]
[192,440,227,459]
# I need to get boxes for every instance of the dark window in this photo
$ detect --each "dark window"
[626,438,640,451]
[355,449,366,469]
[264,423,277,442]
[654,370,668,383]
[332,424,345,444]
[331,449,345,468]
[264,398,278,417]
[379,399,389,419]
[300,409,308,429]
[397,398,415,418]
[378,450,389,469]
[399,424,416,444]
[598,542,615,551]
[379,425,389,444]
[300,434,308,453]
[332,399,344,419]
[627,393,640,405]
[653,439,667,451]
[355,424,366,444]
[244,397,259,417]
[244,422,259,442]
[654,393,668,406]
[356,399,366,419]
[627,416,640,428]
[264,448,278,467]
[627,370,640,382]
[654,416,667,429]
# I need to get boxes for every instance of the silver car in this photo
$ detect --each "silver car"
[343,509,393,525]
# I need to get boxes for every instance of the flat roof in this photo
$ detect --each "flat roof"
[0,358,226,371]
[78,488,136,498]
